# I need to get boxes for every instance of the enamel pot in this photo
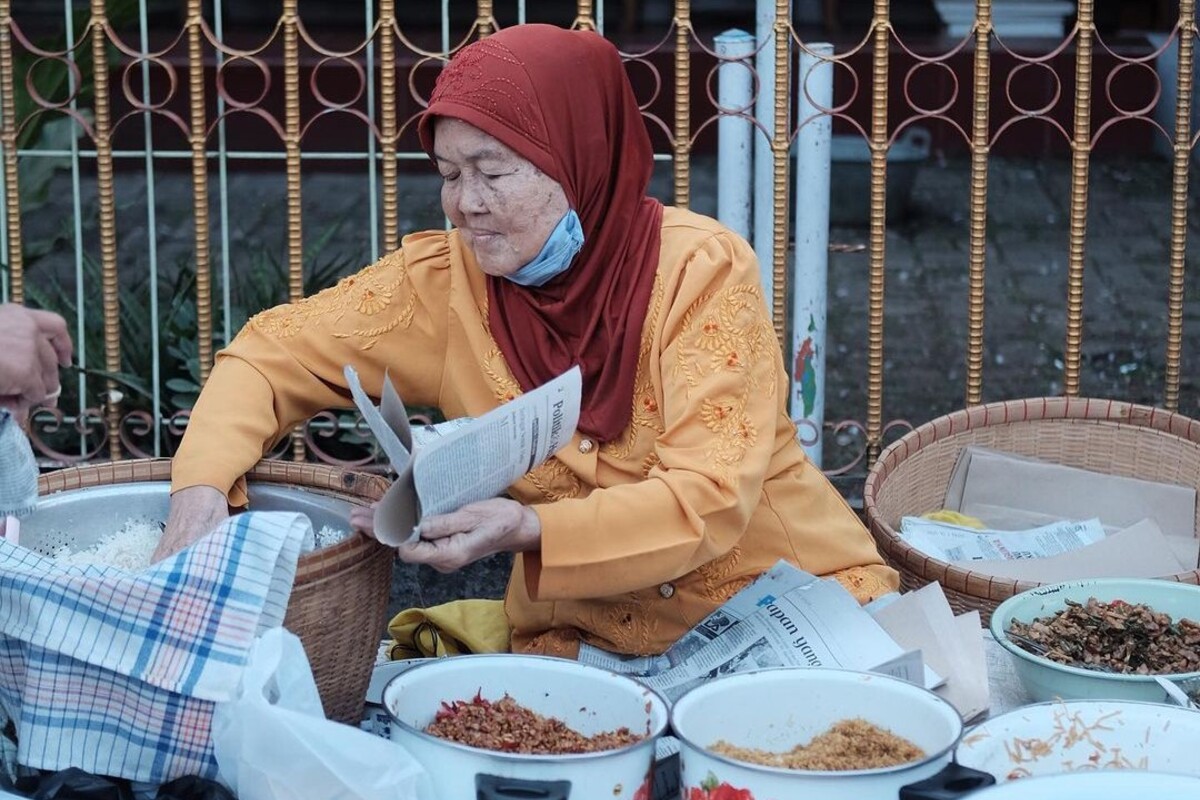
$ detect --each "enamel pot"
[671,667,980,800]
[383,654,669,800]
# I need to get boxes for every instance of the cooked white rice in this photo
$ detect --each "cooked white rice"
[51,517,351,570]
[52,516,161,570]
[314,524,352,549]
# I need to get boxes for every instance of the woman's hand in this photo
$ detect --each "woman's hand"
[153,485,229,562]
[349,501,379,538]
[397,497,540,573]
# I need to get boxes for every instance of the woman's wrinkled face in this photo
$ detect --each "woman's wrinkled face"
[434,117,570,278]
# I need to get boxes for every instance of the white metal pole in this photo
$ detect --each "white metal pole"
[753,0,786,303]
[792,43,834,466]
[715,29,754,241]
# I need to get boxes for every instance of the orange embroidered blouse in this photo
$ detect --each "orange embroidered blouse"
[172,207,899,657]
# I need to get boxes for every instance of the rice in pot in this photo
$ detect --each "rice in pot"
[50,517,351,571]
[52,517,162,570]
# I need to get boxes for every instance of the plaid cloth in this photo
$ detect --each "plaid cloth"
[0,410,38,519]
[0,511,311,783]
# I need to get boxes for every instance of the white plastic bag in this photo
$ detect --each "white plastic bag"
[212,627,432,800]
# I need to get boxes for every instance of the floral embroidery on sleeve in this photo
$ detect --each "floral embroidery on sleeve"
[674,282,776,483]
[695,546,747,601]
[641,452,662,478]
[675,283,776,394]
[245,250,417,350]
[589,592,663,655]
[480,346,523,405]
[517,628,581,658]
[524,458,583,502]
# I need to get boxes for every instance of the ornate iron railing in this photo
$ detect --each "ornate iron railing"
[0,1,1194,488]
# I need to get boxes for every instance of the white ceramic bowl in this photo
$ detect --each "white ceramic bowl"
[990,578,1200,703]
[956,700,1200,783]
[671,668,965,800]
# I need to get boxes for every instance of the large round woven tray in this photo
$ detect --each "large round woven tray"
[38,458,393,723]
[863,397,1200,624]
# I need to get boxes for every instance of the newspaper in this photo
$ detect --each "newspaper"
[345,365,582,546]
[578,561,940,703]
[898,516,1107,562]
[410,418,476,449]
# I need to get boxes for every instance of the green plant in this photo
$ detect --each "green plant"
[25,212,374,456]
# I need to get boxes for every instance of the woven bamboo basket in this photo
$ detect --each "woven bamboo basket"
[37,458,394,723]
[863,397,1200,624]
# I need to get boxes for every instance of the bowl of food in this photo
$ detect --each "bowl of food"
[954,700,1200,784]
[990,578,1200,703]
[670,667,976,800]
[382,653,669,800]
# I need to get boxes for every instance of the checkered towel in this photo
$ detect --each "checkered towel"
[0,410,38,519]
[0,511,311,783]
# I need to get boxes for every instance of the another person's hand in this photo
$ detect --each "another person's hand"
[0,304,72,416]
[153,485,229,562]
[397,497,540,573]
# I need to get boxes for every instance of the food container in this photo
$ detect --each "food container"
[671,667,973,800]
[954,700,1200,784]
[990,578,1200,703]
[30,459,393,723]
[383,654,669,800]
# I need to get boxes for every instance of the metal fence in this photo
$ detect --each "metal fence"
[1,0,1196,487]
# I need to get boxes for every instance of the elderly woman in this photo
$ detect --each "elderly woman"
[161,24,898,657]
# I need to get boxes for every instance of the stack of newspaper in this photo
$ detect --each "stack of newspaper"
[579,562,990,721]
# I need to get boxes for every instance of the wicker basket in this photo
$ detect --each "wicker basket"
[863,397,1200,624]
[38,458,394,724]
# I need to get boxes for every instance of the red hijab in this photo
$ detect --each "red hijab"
[418,24,663,442]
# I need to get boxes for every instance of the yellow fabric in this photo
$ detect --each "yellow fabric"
[172,207,900,658]
[387,599,510,659]
[921,509,986,529]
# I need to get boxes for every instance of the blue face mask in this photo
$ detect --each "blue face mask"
[505,209,584,288]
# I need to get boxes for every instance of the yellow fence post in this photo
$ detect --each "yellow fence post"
[380,0,399,254]
[1165,0,1196,411]
[675,0,692,211]
[771,0,790,346]
[187,1,213,383]
[964,0,992,407]
[282,0,306,461]
[90,0,122,460]
[0,1,22,306]
[865,0,891,464]
[1063,0,1095,397]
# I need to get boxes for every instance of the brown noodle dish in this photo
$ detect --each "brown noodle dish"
[424,691,644,754]
[1007,598,1200,675]
[711,718,925,771]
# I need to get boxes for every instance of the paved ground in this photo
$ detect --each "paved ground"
[22,150,1199,613]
